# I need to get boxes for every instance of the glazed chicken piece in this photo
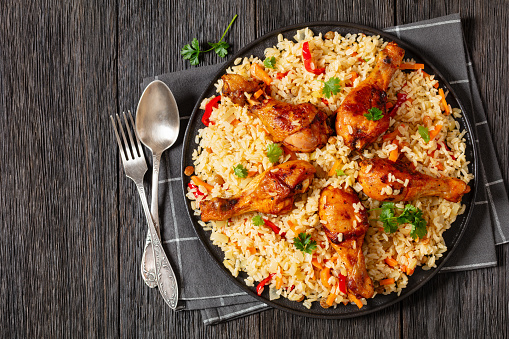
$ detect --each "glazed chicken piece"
[358,157,471,202]
[335,42,405,150]
[318,185,374,300]
[222,74,333,152]
[200,160,316,222]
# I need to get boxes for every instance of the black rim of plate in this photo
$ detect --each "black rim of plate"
[181,21,478,319]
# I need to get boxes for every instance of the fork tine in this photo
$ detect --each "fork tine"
[128,110,145,158]
[115,113,133,160]
[110,115,127,163]
[123,111,138,158]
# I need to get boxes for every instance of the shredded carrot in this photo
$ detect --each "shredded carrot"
[191,176,214,192]
[384,257,398,267]
[253,89,264,99]
[328,159,342,177]
[246,246,256,255]
[348,293,363,309]
[435,162,445,171]
[406,267,415,276]
[388,142,399,162]
[380,278,395,286]
[386,101,394,110]
[400,265,407,273]
[347,71,358,86]
[247,170,258,177]
[320,268,331,288]
[276,276,282,289]
[351,51,358,57]
[434,82,439,89]
[438,88,450,115]
[423,115,432,127]
[429,124,442,141]
[250,63,272,85]
[231,118,240,126]
[312,257,323,270]
[326,293,337,306]
[400,63,425,70]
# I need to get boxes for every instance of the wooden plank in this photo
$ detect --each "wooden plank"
[0,1,119,337]
[396,2,509,338]
[116,0,257,337]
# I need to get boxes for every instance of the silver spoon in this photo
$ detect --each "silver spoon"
[136,80,180,289]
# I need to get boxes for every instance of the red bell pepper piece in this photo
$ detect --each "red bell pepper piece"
[187,182,205,198]
[202,95,221,126]
[337,274,347,294]
[388,92,408,118]
[263,219,281,235]
[302,41,325,75]
[438,142,456,160]
[256,273,276,295]
[321,98,329,106]
[276,71,290,79]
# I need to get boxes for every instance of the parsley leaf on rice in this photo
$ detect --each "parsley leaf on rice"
[266,143,283,163]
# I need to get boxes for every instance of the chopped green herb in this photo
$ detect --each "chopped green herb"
[418,125,430,143]
[263,56,276,69]
[364,107,384,121]
[321,77,341,98]
[233,164,248,178]
[397,204,427,239]
[370,202,427,239]
[364,58,370,62]
[336,169,346,176]
[252,215,265,226]
[293,233,317,254]
[181,15,237,65]
[266,143,283,163]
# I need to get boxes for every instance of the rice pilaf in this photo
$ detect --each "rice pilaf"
[186,28,473,309]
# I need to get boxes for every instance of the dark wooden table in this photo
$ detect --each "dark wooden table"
[1,0,508,337]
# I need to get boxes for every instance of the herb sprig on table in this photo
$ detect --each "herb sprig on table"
[181,15,238,65]
[371,202,427,239]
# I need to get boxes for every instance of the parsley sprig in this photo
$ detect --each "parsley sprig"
[181,15,238,65]
[233,164,248,178]
[371,202,427,239]
[252,215,265,226]
[263,56,276,69]
[418,125,430,143]
[321,77,341,98]
[364,107,384,121]
[293,232,317,254]
[266,143,283,163]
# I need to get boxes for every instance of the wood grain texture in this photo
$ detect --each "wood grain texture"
[0,0,119,337]
[397,2,509,338]
[1,0,508,337]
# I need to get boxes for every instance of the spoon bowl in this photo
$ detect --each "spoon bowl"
[136,80,180,154]
[136,80,180,290]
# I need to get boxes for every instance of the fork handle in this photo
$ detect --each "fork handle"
[136,182,179,309]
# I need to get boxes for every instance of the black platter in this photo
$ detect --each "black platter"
[181,22,478,318]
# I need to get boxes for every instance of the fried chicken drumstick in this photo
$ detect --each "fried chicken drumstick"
[358,157,471,203]
[222,73,333,152]
[335,42,405,150]
[200,160,316,222]
[318,185,374,299]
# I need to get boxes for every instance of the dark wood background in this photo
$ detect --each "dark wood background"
[1,0,507,337]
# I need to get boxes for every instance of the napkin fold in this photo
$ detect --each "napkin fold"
[142,13,509,325]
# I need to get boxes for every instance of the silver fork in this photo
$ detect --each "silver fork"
[110,111,179,309]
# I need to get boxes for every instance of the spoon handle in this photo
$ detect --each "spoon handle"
[135,182,179,309]
[141,153,161,288]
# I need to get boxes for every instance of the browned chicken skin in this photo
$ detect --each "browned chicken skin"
[221,74,333,152]
[335,42,405,150]
[358,157,471,202]
[318,185,374,299]
[200,160,316,222]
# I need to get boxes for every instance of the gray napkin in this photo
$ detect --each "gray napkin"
[142,14,509,325]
